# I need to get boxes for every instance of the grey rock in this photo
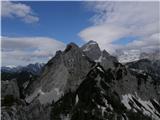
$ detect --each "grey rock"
[2,41,160,120]
[81,40,101,61]
[1,79,20,99]
[26,42,92,104]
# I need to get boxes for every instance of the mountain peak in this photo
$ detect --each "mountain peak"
[64,42,79,53]
[81,40,101,61]
[67,42,79,48]
[82,40,99,49]
[87,40,98,45]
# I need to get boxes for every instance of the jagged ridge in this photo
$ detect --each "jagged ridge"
[1,41,160,120]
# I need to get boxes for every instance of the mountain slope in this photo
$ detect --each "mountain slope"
[1,41,160,120]
[50,62,160,120]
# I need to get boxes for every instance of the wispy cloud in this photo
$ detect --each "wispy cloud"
[79,1,160,53]
[2,36,66,66]
[1,1,39,23]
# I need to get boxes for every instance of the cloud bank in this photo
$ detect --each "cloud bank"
[1,1,39,23]
[2,36,65,66]
[79,1,160,53]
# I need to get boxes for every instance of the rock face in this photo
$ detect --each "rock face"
[1,80,20,99]
[81,40,102,61]
[126,59,160,101]
[50,63,160,120]
[26,43,92,104]
[1,41,160,120]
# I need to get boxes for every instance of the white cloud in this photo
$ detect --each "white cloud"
[1,36,66,66]
[79,1,160,53]
[79,24,130,52]
[125,33,160,51]
[1,1,39,23]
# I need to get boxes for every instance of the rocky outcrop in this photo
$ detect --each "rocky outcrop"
[50,62,160,120]
[1,80,20,99]
[1,41,160,120]
[26,43,92,104]
[126,59,160,101]
[81,40,102,61]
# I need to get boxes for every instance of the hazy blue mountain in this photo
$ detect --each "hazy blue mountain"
[1,63,45,75]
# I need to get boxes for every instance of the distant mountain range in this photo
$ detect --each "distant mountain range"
[1,41,160,120]
[116,49,160,63]
[1,63,45,75]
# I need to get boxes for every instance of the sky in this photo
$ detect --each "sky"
[1,1,160,66]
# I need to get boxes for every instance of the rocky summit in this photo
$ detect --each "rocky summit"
[1,41,160,120]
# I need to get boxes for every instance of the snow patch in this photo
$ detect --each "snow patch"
[95,55,103,62]
[121,94,132,110]
[83,46,90,52]
[118,50,140,63]
[75,95,79,104]
[153,99,160,105]
[38,89,45,95]
[54,88,61,96]
[101,106,106,116]
[83,41,97,52]
[5,65,17,68]
[97,66,104,73]
[121,94,160,120]
[88,41,97,45]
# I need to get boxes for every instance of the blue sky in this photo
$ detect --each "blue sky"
[1,1,159,66]
[2,1,94,46]
[112,36,139,45]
